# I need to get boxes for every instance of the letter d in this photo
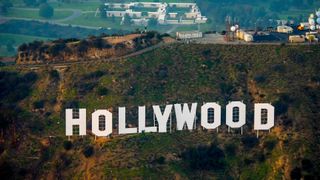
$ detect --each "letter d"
[254,103,275,130]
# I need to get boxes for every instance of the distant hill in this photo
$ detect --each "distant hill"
[15,32,164,64]
[0,43,320,179]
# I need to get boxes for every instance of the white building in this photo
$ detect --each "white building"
[131,18,149,26]
[106,9,142,18]
[236,29,254,42]
[289,35,305,43]
[277,25,293,33]
[103,2,207,25]
[176,31,203,40]
[168,3,196,8]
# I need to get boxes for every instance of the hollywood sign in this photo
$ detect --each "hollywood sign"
[65,101,274,137]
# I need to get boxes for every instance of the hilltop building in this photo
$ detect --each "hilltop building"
[176,31,203,40]
[103,2,207,25]
[236,30,254,42]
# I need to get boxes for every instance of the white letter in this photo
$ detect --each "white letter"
[65,108,86,136]
[174,103,197,131]
[92,110,112,137]
[153,105,173,133]
[201,103,221,129]
[118,107,138,134]
[226,101,246,128]
[254,103,275,130]
[138,106,157,133]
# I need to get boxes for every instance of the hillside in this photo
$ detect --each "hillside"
[0,43,320,179]
[15,32,164,64]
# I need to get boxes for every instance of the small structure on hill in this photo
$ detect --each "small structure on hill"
[289,35,305,43]
[277,25,294,34]
[236,29,254,42]
[176,31,203,40]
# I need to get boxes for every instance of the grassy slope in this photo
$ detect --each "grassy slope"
[0,33,53,57]
[3,8,73,20]
[0,44,320,179]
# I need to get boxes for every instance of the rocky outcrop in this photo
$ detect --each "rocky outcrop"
[16,33,161,64]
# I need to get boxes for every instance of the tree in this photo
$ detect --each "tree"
[99,4,106,19]
[0,0,13,14]
[33,100,44,109]
[48,42,66,56]
[241,135,259,149]
[83,146,94,158]
[182,144,226,170]
[111,14,115,23]
[49,70,60,80]
[148,18,158,27]
[123,14,132,25]
[18,43,28,51]
[97,87,109,96]
[39,3,54,19]
[76,40,89,54]
[63,141,72,150]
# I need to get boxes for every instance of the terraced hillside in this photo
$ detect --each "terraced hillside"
[0,43,320,179]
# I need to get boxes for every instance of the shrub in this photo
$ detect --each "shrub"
[254,74,267,84]
[114,42,125,50]
[33,100,45,109]
[39,3,54,19]
[24,72,38,82]
[90,37,112,49]
[148,18,158,27]
[271,64,286,73]
[27,41,43,51]
[76,40,89,54]
[83,146,94,158]
[156,66,168,79]
[301,159,314,172]
[48,42,66,56]
[263,138,277,151]
[83,70,105,80]
[219,82,234,96]
[274,100,288,116]
[49,70,60,80]
[64,100,79,109]
[224,143,237,156]
[155,156,165,164]
[97,87,109,96]
[181,144,225,170]
[241,135,259,149]
[288,50,305,64]
[77,82,98,95]
[290,167,302,180]
[63,141,72,151]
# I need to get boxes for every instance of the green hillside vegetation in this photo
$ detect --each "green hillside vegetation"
[0,43,320,179]
[4,8,72,20]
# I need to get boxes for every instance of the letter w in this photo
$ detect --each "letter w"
[174,103,197,131]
